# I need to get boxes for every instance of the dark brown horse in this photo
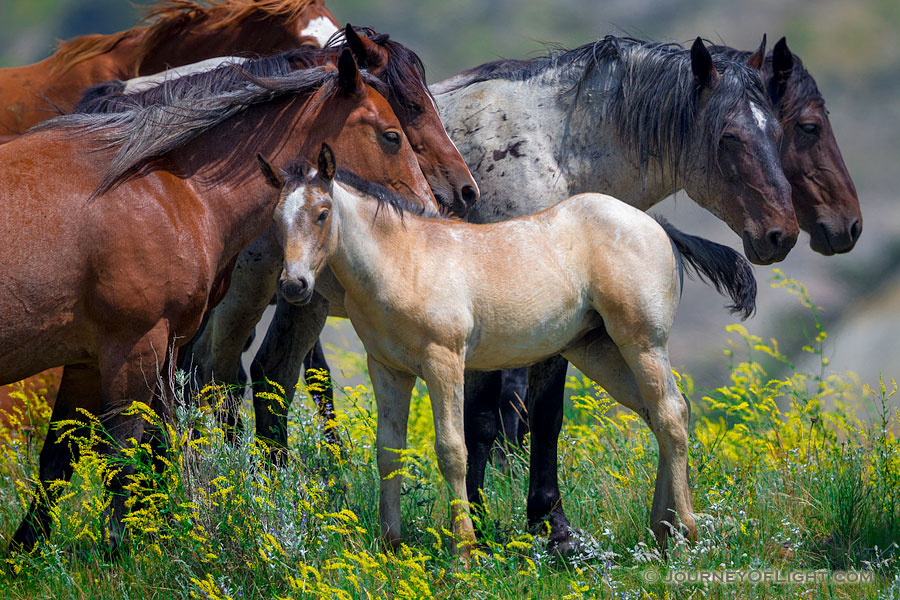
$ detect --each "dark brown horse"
[2,50,434,553]
[0,0,338,135]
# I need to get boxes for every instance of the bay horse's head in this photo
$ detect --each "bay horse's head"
[765,37,861,255]
[336,25,479,217]
[259,144,338,305]
[681,38,796,264]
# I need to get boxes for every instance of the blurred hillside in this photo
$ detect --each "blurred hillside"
[1,0,898,390]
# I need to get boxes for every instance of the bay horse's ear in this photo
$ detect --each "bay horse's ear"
[772,37,794,90]
[318,143,336,183]
[257,153,284,189]
[690,37,720,89]
[343,24,368,68]
[746,33,767,72]
[337,47,364,97]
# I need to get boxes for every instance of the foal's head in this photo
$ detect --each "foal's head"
[259,145,338,305]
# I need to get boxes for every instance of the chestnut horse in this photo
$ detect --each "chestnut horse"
[260,143,756,554]
[2,50,433,553]
[0,0,338,135]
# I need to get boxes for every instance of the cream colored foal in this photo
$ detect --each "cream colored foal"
[259,144,756,552]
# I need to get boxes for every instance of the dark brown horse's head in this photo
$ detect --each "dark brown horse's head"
[765,37,861,255]
[338,25,479,217]
[685,38,797,264]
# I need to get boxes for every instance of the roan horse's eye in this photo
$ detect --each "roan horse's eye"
[798,123,820,136]
[317,209,330,223]
[721,132,739,142]
[383,131,401,145]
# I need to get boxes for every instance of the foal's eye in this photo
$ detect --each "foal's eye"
[798,123,819,136]
[383,131,401,145]
[317,209,329,223]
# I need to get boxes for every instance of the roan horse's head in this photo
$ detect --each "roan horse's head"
[680,37,797,264]
[766,37,861,255]
[259,144,338,305]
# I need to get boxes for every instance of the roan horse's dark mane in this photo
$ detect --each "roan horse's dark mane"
[441,35,772,182]
[709,45,823,122]
[282,160,442,220]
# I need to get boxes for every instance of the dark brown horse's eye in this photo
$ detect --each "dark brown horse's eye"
[383,131,401,145]
[798,123,819,136]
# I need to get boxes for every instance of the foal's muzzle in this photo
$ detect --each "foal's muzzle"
[279,274,314,305]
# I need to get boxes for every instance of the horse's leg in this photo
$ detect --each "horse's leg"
[367,356,415,548]
[422,353,476,557]
[563,329,696,548]
[10,364,101,552]
[250,293,329,460]
[499,367,529,448]
[188,232,283,432]
[463,370,501,520]
[96,323,170,551]
[302,338,339,446]
[523,354,578,551]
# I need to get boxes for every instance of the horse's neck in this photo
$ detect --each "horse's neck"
[436,71,675,222]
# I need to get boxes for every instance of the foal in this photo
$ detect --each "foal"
[260,144,757,550]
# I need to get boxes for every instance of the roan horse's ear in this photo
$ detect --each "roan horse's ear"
[746,34,767,72]
[317,143,336,183]
[257,153,284,189]
[690,37,720,89]
[771,37,794,93]
[343,24,369,69]
[337,47,364,97]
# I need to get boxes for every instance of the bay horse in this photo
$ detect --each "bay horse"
[0,0,339,135]
[1,50,434,553]
[259,142,756,553]
[711,36,862,255]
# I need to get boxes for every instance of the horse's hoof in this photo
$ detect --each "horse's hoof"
[548,530,584,557]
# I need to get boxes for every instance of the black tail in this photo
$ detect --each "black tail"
[656,217,756,320]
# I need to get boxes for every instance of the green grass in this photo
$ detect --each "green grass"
[0,274,898,599]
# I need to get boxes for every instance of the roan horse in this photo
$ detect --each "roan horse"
[1,50,433,553]
[259,142,756,554]
[245,35,796,548]
[0,0,341,422]
[0,0,339,135]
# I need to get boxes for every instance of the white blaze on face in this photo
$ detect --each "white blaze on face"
[300,16,339,47]
[124,57,249,93]
[750,103,769,131]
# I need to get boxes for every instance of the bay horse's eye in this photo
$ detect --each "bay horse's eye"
[317,209,329,223]
[798,123,820,136]
[383,131,401,145]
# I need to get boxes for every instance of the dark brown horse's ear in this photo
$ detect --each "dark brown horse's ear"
[337,48,364,97]
[318,143,336,183]
[690,37,720,89]
[772,37,794,89]
[257,153,284,189]
[343,24,368,69]
[746,34,767,72]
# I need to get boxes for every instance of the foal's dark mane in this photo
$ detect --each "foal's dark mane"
[283,162,442,220]
[37,59,385,195]
[709,45,823,122]
[442,35,772,180]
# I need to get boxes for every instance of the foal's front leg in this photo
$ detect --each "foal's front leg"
[422,354,475,557]
[367,356,415,547]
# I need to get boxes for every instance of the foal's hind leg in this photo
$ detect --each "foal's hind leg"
[250,293,329,459]
[10,364,102,552]
[564,330,696,548]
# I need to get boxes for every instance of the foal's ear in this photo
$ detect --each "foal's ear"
[343,24,369,68]
[318,143,336,183]
[690,37,720,89]
[772,37,794,90]
[337,47,364,97]
[257,153,284,189]
[746,33,767,72]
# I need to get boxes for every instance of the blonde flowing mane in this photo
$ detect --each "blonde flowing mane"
[49,0,320,76]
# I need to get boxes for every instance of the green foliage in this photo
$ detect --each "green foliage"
[0,276,898,598]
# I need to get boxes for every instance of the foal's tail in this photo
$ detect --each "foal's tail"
[656,217,757,320]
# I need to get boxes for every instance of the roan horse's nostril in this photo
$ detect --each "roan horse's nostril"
[849,218,862,242]
[766,229,783,250]
[461,185,478,206]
